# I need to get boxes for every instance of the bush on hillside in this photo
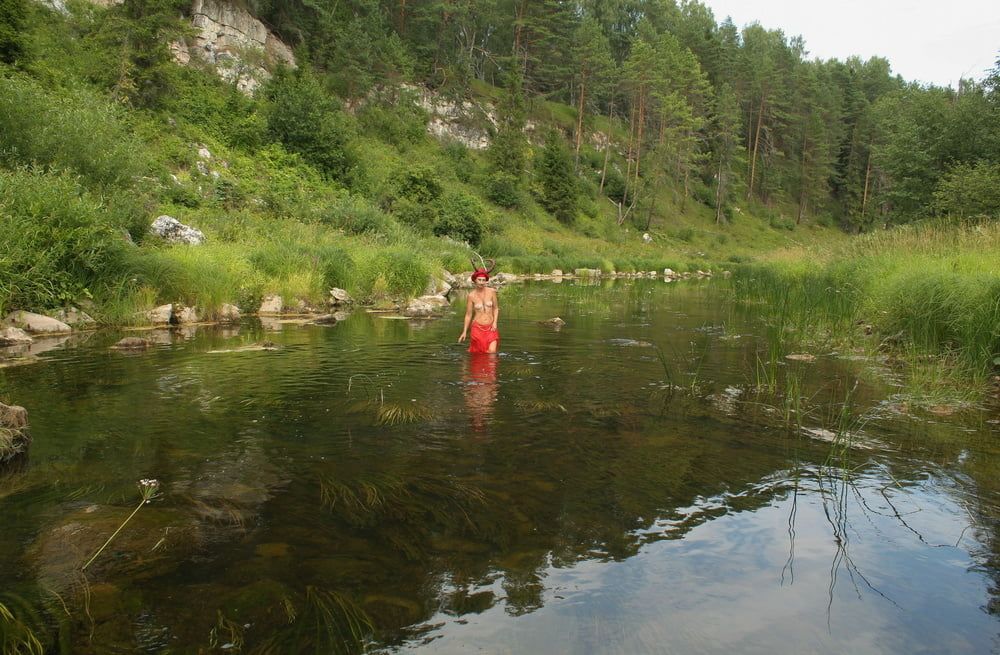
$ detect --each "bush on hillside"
[0,0,27,64]
[486,172,522,208]
[264,67,357,184]
[0,74,150,188]
[358,98,428,148]
[0,168,132,313]
[433,191,484,246]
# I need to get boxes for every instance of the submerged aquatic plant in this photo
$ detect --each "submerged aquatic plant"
[81,479,160,571]
[0,595,46,655]
[251,587,373,655]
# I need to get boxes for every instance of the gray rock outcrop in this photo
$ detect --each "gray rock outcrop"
[150,215,206,246]
[176,0,296,95]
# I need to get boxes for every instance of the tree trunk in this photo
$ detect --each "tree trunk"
[860,153,872,222]
[797,132,808,224]
[715,158,725,224]
[623,102,637,208]
[747,94,765,200]
[599,101,614,194]
[575,74,586,166]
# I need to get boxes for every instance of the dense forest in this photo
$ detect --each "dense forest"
[0,0,998,319]
[242,0,1000,228]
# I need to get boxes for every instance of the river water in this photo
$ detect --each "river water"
[1,280,998,654]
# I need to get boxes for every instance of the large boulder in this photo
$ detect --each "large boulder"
[328,288,353,306]
[174,306,199,324]
[3,311,72,335]
[0,327,33,347]
[402,298,436,317]
[144,304,174,326]
[258,296,283,315]
[217,303,241,322]
[424,273,453,297]
[150,215,206,246]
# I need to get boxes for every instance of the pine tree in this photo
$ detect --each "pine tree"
[536,129,578,223]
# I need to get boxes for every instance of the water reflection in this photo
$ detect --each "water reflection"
[0,281,998,653]
[463,354,499,434]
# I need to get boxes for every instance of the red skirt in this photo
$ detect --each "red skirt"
[468,322,499,353]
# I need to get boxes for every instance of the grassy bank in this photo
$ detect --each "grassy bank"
[733,221,1000,396]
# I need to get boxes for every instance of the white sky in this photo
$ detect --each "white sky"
[698,0,1000,87]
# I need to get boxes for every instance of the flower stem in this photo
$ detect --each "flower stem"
[81,498,146,571]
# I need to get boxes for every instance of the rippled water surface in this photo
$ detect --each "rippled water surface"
[1,280,999,654]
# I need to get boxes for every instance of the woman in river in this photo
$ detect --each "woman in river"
[458,258,500,353]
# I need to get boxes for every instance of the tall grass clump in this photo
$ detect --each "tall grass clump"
[0,168,133,314]
[0,74,150,188]
[734,221,1000,382]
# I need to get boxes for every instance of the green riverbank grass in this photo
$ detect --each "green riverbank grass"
[734,221,1000,400]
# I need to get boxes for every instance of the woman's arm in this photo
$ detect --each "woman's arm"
[458,295,473,342]
[491,290,499,330]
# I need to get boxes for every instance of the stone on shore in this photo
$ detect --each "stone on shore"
[217,303,241,322]
[145,304,174,325]
[3,311,72,335]
[329,288,353,306]
[174,305,199,324]
[258,295,283,315]
[403,298,436,317]
[47,307,96,329]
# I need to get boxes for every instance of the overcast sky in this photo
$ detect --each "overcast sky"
[698,0,1000,87]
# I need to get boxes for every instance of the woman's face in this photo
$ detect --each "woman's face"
[474,276,488,288]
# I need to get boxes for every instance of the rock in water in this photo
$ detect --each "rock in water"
[0,327,33,346]
[111,338,152,351]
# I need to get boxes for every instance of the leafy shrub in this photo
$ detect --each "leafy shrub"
[0,0,27,64]
[769,215,795,231]
[443,140,475,182]
[933,161,1000,219]
[264,67,357,183]
[0,74,150,188]
[486,172,522,208]
[358,99,428,148]
[0,168,132,313]
[602,168,626,204]
[433,191,484,246]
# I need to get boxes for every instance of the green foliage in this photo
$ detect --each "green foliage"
[433,191,485,246]
[352,245,432,301]
[933,161,1000,219]
[264,67,357,183]
[535,130,578,223]
[86,0,191,107]
[0,168,132,314]
[0,0,26,65]
[0,74,150,188]
[485,172,522,209]
[358,96,428,148]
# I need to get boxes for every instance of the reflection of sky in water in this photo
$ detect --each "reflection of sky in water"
[2,280,999,653]
[406,473,991,654]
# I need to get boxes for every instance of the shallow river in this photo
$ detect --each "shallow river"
[1,280,999,654]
